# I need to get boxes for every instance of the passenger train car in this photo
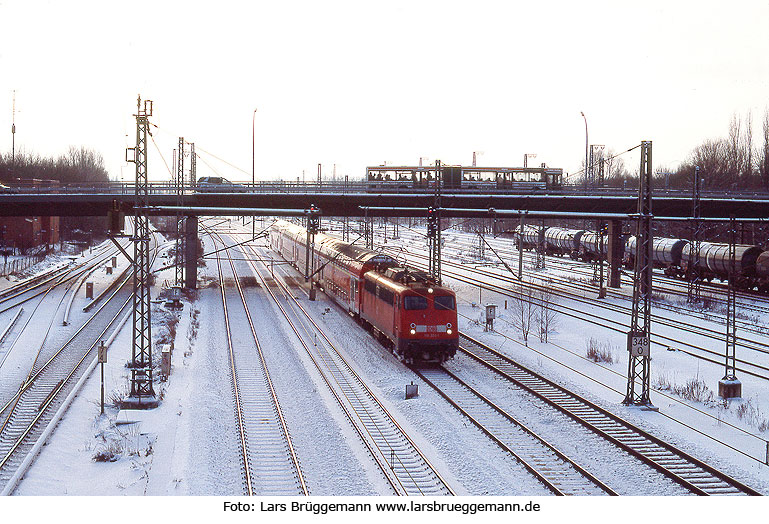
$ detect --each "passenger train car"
[366,165,563,192]
[270,220,459,363]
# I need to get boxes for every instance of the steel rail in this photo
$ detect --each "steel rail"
[212,231,308,496]
[413,365,617,496]
[233,234,453,496]
[211,236,255,496]
[0,293,133,473]
[458,332,763,496]
[387,245,769,381]
[0,232,162,480]
[0,243,123,315]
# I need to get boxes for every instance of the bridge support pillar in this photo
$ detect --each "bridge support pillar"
[607,219,623,288]
[184,215,198,289]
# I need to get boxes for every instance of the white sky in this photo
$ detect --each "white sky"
[1,0,768,183]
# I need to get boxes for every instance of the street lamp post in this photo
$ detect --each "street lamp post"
[524,153,536,168]
[252,108,257,238]
[580,112,588,190]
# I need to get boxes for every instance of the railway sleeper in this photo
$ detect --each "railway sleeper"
[680,474,722,483]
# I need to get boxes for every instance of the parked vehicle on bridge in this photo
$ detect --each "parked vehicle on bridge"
[270,219,459,363]
[195,176,246,192]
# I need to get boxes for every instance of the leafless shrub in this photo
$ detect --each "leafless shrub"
[585,337,617,364]
[93,441,123,462]
[654,372,672,391]
[672,377,714,404]
[107,384,129,409]
[735,399,769,432]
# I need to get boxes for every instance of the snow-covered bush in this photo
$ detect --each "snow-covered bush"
[585,337,616,363]
[672,377,714,404]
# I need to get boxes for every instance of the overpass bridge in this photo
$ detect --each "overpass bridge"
[2,188,769,219]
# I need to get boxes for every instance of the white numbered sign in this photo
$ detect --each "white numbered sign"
[630,336,650,357]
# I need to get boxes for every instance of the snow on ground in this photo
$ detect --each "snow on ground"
[0,239,131,410]
[7,218,769,498]
[381,223,769,491]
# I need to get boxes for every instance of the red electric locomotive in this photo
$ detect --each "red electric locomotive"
[269,220,458,364]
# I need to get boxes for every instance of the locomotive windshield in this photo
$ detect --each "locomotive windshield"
[434,295,456,310]
[403,296,428,310]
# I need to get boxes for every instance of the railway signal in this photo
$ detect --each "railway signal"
[305,204,321,300]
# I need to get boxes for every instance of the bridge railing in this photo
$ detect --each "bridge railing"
[3,180,769,199]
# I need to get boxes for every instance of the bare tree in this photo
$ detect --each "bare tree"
[511,282,536,345]
[727,113,743,185]
[761,108,769,190]
[744,110,753,184]
[601,148,631,187]
[536,282,559,343]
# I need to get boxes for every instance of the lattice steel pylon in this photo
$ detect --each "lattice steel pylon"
[623,141,654,407]
[687,166,702,303]
[535,220,545,270]
[175,137,185,288]
[127,95,156,406]
[723,216,740,390]
[189,142,196,187]
[427,161,442,284]
[477,228,485,260]
[363,208,373,250]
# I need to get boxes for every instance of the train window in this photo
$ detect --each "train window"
[434,295,455,311]
[378,286,395,305]
[403,296,427,310]
[364,279,376,294]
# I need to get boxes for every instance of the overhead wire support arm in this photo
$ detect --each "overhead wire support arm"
[480,234,521,280]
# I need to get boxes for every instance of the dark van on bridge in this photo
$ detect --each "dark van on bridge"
[195,177,246,192]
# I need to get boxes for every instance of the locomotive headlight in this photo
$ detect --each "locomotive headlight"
[428,288,434,293]
[447,329,453,335]
[446,323,452,329]
[410,329,416,335]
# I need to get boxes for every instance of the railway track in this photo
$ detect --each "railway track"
[234,235,454,496]
[385,245,769,381]
[440,229,769,320]
[0,232,159,493]
[458,332,762,496]
[413,365,616,496]
[0,278,133,490]
[212,234,308,496]
[0,242,122,315]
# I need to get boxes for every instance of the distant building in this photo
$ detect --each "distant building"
[0,178,60,253]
